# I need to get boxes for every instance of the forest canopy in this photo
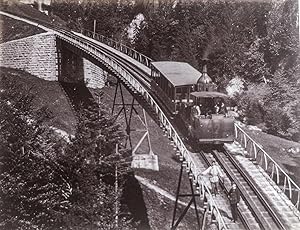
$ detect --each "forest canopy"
[51,0,300,141]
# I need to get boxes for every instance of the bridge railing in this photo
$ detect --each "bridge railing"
[234,123,300,212]
[56,31,228,230]
[82,29,153,68]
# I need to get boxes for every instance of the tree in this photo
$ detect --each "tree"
[258,0,300,140]
[58,98,134,229]
[264,0,299,73]
[133,1,178,60]
[0,72,134,229]
[52,0,134,38]
[0,73,68,229]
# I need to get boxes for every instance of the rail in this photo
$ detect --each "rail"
[3,9,300,228]
[234,123,300,212]
[81,27,300,215]
[81,27,300,214]
[214,148,286,229]
[82,29,153,68]
[56,31,228,230]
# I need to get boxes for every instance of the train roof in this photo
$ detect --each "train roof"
[190,91,228,98]
[151,61,201,87]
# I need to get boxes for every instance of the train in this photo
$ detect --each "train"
[150,61,234,144]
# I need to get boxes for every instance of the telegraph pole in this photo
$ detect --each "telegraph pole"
[115,143,119,228]
[93,19,96,38]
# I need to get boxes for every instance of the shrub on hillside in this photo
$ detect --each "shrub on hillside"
[234,83,269,125]
[264,106,292,138]
[0,74,135,229]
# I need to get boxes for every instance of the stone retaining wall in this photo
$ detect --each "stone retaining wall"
[0,32,107,89]
[83,58,107,89]
[0,32,58,81]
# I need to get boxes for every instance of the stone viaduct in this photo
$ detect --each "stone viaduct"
[0,31,108,89]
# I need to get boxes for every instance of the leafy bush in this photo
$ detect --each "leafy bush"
[264,106,292,137]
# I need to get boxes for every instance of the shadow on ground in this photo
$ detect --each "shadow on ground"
[122,173,150,230]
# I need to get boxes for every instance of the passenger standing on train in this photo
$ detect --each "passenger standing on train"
[191,104,201,125]
[201,161,223,196]
[195,104,201,116]
[228,182,240,222]
[219,102,227,115]
[214,102,221,114]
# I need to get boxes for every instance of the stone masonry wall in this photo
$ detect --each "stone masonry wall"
[0,32,58,81]
[83,58,107,89]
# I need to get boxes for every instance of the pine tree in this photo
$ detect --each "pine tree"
[0,73,68,229]
[0,72,134,229]
[59,97,133,229]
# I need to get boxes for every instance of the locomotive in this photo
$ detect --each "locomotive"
[150,61,234,144]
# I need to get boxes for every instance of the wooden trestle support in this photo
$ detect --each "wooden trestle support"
[171,163,215,230]
[111,79,159,171]
[171,159,219,229]
[171,163,201,229]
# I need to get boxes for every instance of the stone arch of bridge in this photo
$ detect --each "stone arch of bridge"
[56,38,116,84]
[56,36,159,171]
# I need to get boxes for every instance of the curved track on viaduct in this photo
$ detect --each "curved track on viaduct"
[2,10,300,230]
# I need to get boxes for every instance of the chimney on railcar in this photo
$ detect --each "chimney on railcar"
[197,59,217,92]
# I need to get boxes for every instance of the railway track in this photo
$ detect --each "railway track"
[40,26,298,229]
[1,10,152,86]
[199,145,286,230]
[4,11,298,229]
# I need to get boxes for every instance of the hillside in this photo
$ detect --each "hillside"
[0,67,77,134]
[0,1,68,43]
[0,14,45,43]
[1,2,300,229]
[0,8,198,229]
[4,66,300,229]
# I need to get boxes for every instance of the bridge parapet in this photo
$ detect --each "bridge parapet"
[82,29,153,68]
[6,10,300,228]
[81,26,300,220]
[234,123,300,212]
[56,31,228,230]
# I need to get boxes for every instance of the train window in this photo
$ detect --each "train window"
[175,87,189,103]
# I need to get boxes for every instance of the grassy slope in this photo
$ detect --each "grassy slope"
[242,126,300,170]
[1,2,52,23]
[240,125,300,186]
[0,1,67,44]
[2,3,300,229]
[0,67,77,134]
[0,14,45,43]
[0,3,48,43]
[95,85,201,230]
[0,2,67,26]
[5,69,300,230]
